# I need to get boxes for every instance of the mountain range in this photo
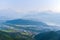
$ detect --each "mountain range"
[0,10,60,40]
[0,10,60,25]
[1,19,60,33]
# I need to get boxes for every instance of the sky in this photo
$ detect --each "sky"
[0,0,60,13]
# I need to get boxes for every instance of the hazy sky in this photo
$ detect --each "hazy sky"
[0,0,60,13]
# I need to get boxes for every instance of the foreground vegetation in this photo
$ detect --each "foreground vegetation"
[0,30,34,40]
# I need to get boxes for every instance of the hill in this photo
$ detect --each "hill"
[0,30,33,40]
[5,19,47,25]
[34,31,60,40]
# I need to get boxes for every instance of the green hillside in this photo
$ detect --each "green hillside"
[0,30,33,40]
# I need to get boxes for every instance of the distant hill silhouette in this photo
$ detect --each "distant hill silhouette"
[5,19,47,26]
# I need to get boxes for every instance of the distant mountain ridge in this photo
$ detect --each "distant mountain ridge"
[2,19,52,33]
[0,10,60,25]
[5,19,47,26]
[3,19,58,33]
